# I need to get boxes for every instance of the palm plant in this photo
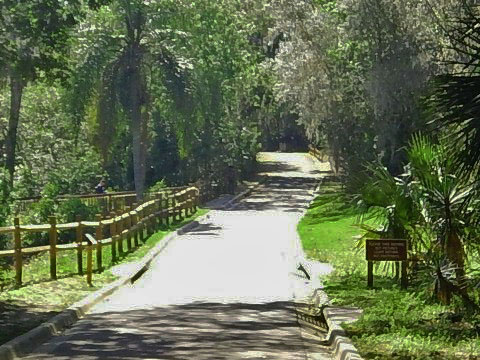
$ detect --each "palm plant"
[427,2,480,173]
[408,134,479,306]
[356,163,421,278]
[358,163,419,241]
[69,0,191,199]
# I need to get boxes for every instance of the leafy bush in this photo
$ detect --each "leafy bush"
[20,183,101,246]
[301,181,480,359]
[57,198,100,224]
[20,183,60,247]
[57,198,101,244]
[148,179,167,194]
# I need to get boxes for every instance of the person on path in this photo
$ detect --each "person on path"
[95,179,107,194]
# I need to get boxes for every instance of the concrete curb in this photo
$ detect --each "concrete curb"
[322,307,363,360]
[300,160,364,360]
[0,213,209,360]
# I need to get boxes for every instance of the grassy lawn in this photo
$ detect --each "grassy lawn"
[0,208,208,345]
[298,181,480,360]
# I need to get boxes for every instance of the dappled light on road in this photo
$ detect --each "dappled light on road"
[26,153,334,359]
[31,301,332,360]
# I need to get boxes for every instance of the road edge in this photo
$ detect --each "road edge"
[301,161,365,360]
[0,213,209,360]
[222,175,268,210]
[321,306,363,360]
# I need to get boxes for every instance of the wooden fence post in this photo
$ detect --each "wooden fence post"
[116,209,124,255]
[185,191,190,218]
[151,200,157,232]
[172,195,177,223]
[76,215,83,275]
[145,202,150,237]
[158,195,165,228]
[193,189,198,212]
[165,196,170,226]
[126,206,132,252]
[132,203,139,247]
[192,188,196,213]
[86,242,93,286]
[109,211,117,262]
[145,202,152,236]
[49,216,57,280]
[183,191,188,219]
[177,192,183,221]
[154,199,160,231]
[190,189,194,214]
[187,189,192,215]
[14,217,22,287]
[367,261,374,288]
[190,188,196,214]
[176,194,181,222]
[95,214,103,271]
[139,206,145,242]
[178,193,183,221]
[152,199,157,231]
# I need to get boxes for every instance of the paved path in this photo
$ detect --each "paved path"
[26,153,333,360]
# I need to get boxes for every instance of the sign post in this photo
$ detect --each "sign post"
[366,239,408,289]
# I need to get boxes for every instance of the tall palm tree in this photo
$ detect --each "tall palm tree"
[71,0,190,199]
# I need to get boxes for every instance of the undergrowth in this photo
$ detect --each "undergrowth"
[298,181,480,360]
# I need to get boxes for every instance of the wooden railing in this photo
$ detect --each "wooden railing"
[192,180,228,204]
[0,187,199,287]
[13,186,191,214]
[308,145,329,162]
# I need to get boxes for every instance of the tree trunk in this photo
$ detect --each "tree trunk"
[130,70,146,201]
[436,265,452,305]
[124,40,147,202]
[5,76,25,189]
[446,231,465,279]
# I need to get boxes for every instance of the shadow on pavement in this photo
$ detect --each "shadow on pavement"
[31,301,328,360]
[229,176,318,213]
[184,222,223,236]
[0,301,60,345]
[257,161,302,175]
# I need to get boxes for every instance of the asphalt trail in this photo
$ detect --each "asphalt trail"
[26,152,333,360]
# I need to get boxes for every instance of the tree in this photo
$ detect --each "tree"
[270,0,444,179]
[69,0,191,199]
[0,0,93,190]
[426,1,480,173]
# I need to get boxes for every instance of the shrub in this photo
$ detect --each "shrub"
[148,179,167,193]
[57,198,100,224]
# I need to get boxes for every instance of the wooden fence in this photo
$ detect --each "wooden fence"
[0,187,199,287]
[13,186,191,214]
[308,145,329,162]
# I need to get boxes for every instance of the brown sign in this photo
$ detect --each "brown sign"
[366,239,407,261]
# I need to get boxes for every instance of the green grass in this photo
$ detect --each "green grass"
[298,181,367,276]
[0,209,208,288]
[0,208,208,345]
[298,182,480,360]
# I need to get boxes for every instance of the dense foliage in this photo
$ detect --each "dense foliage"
[0,1,290,224]
[269,0,480,308]
[1,0,479,313]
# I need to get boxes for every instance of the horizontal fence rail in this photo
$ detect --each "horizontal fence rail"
[0,187,199,287]
[13,186,191,214]
[308,145,329,162]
